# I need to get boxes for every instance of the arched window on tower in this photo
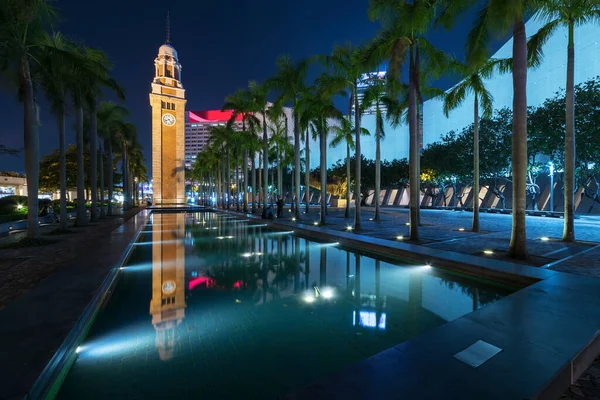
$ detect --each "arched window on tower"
[165,63,172,78]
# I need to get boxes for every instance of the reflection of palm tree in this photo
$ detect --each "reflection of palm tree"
[320,247,327,286]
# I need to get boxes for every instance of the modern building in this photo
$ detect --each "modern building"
[149,33,187,204]
[184,110,243,169]
[315,17,600,168]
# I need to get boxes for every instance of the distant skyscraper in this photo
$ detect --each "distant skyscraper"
[354,70,387,115]
[184,110,243,169]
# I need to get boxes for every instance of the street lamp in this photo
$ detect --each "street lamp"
[548,162,555,212]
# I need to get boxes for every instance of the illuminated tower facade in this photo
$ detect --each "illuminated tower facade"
[149,213,186,361]
[149,15,187,204]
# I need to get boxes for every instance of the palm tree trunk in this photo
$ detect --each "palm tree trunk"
[353,81,362,231]
[270,168,275,205]
[243,149,249,212]
[75,105,87,226]
[107,140,114,215]
[508,15,528,259]
[263,112,269,209]
[472,94,480,233]
[408,48,419,240]
[21,55,40,239]
[226,150,231,210]
[305,128,310,214]
[122,143,129,211]
[320,126,327,225]
[251,151,257,213]
[346,144,351,219]
[236,152,241,212]
[258,151,262,208]
[217,159,222,209]
[293,107,301,219]
[89,110,98,222]
[375,108,381,221]
[58,110,68,230]
[563,21,575,242]
[99,143,105,218]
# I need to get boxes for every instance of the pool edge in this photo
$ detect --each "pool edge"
[26,210,150,400]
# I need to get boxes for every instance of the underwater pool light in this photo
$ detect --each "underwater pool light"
[458,228,465,232]
[322,287,334,299]
[540,237,550,241]
[396,235,404,240]
[483,250,494,255]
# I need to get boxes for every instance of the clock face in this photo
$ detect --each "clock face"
[162,280,176,294]
[162,113,176,126]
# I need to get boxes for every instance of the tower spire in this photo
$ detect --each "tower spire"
[166,12,171,44]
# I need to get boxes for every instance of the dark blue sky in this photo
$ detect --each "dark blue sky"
[0,0,501,173]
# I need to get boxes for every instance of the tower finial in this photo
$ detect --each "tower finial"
[166,12,171,44]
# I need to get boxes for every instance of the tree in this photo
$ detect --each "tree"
[360,75,403,221]
[330,111,370,218]
[528,0,600,241]
[267,56,310,219]
[467,0,542,258]
[223,88,260,213]
[0,0,58,240]
[323,43,368,231]
[299,75,344,225]
[97,102,129,216]
[248,81,270,210]
[442,59,499,232]
[366,0,462,239]
[37,32,85,229]
[208,125,235,209]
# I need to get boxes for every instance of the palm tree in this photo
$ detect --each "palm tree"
[443,59,499,232]
[467,0,540,259]
[366,0,460,239]
[70,46,123,224]
[248,81,270,210]
[322,43,368,231]
[97,102,129,216]
[0,0,58,240]
[208,125,234,209]
[114,121,137,210]
[37,32,79,230]
[330,118,368,219]
[267,56,310,219]
[360,75,403,221]
[528,0,600,242]
[299,75,344,225]
[223,89,260,213]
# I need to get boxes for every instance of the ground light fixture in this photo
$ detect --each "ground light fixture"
[313,221,319,226]
[76,346,81,354]
[346,226,353,231]
[541,237,550,241]
[396,235,404,240]
[17,204,23,210]
[483,250,494,255]
[405,222,410,226]
[458,228,465,232]
[292,218,296,222]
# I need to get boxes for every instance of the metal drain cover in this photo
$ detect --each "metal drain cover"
[454,340,502,368]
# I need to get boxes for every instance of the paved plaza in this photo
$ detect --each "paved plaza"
[275,206,600,278]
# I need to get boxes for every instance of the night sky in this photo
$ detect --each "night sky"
[0,0,502,173]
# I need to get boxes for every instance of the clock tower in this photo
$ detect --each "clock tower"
[149,15,186,204]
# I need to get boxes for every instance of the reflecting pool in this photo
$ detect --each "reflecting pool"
[57,212,511,399]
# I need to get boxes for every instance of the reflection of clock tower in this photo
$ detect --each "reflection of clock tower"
[149,213,186,361]
[149,15,186,204]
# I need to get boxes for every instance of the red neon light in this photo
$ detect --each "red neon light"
[188,276,215,290]
[189,110,244,123]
